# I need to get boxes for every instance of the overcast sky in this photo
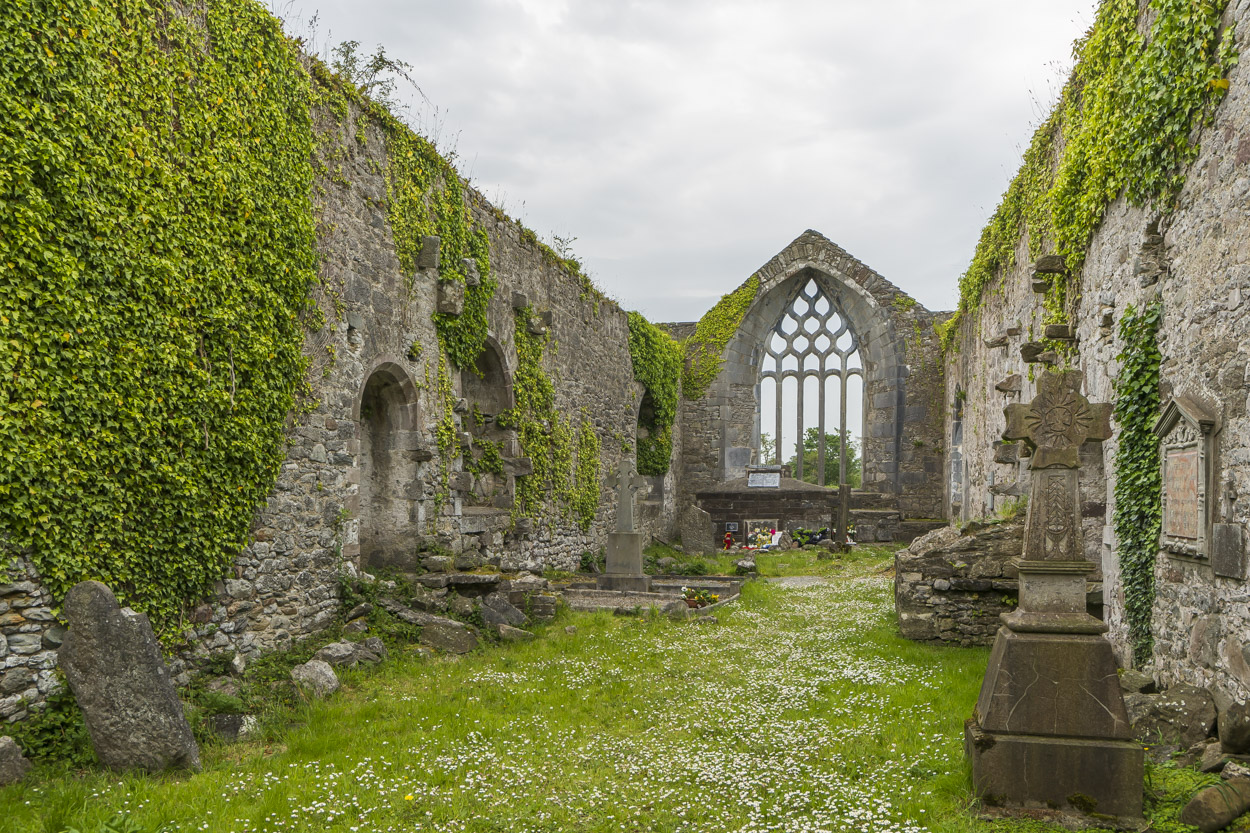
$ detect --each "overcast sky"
[276,0,1096,323]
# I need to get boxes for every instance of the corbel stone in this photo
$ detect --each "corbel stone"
[989,480,1022,497]
[1005,324,1023,336]
[448,472,474,493]
[418,235,441,271]
[995,374,1022,394]
[527,315,548,336]
[1020,342,1046,363]
[994,441,1021,464]
[453,398,469,414]
[1044,324,1076,341]
[983,334,1009,349]
[437,280,464,316]
[1036,350,1060,366]
[511,291,529,310]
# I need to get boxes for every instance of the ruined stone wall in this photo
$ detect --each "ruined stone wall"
[947,1,1250,701]
[0,80,679,709]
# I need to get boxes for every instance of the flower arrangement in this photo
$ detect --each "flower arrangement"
[681,587,720,607]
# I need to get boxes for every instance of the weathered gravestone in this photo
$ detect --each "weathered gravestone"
[965,370,1142,822]
[598,459,652,592]
[59,581,201,772]
[680,505,716,555]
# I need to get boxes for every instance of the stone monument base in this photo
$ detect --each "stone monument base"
[966,720,1143,821]
[598,532,651,593]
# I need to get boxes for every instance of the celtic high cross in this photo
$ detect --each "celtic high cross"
[1003,370,1112,561]
[609,459,649,534]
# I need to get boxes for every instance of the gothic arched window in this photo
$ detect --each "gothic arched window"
[759,278,863,485]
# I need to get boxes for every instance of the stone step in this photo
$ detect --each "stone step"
[560,589,681,613]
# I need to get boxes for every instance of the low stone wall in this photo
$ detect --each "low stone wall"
[0,557,62,722]
[894,521,1024,646]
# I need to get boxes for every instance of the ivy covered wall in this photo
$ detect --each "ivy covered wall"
[943,0,1250,697]
[0,0,679,716]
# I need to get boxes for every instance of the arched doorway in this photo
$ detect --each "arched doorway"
[357,362,421,569]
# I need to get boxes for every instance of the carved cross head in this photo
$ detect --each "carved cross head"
[1003,370,1111,469]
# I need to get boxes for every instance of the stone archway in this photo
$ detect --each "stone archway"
[355,360,422,569]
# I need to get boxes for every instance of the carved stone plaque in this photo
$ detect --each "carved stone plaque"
[1164,448,1200,541]
[747,472,781,488]
[1155,396,1217,559]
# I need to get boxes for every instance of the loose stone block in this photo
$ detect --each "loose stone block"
[497,625,534,642]
[291,659,339,697]
[993,441,1020,465]
[1179,777,1250,833]
[419,622,477,654]
[59,581,201,772]
[0,737,32,786]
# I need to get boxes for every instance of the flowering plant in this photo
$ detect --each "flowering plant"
[681,587,719,606]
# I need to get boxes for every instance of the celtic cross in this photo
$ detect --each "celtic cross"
[1003,370,1112,561]
[609,459,649,533]
[1003,370,1112,470]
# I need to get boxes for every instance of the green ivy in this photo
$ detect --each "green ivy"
[510,308,599,530]
[626,312,682,476]
[1113,300,1163,667]
[573,413,601,529]
[0,0,318,631]
[947,0,1236,349]
[682,275,759,399]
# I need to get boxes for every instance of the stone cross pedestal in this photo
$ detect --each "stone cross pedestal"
[598,459,652,592]
[966,370,1143,822]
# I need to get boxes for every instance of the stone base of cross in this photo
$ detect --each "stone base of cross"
[966,370,1143,823]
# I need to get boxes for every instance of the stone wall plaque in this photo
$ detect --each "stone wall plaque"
[724,522,739,532]
[1212,523,1246,580]
[747,472,780,488]
[1155,397,1218,558]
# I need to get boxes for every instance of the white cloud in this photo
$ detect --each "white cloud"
[281,0,1096,321]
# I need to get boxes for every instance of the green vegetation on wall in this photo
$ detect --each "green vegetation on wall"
[1113,300,1163,667]
[626,313,682,476]
[0,0,318,630]
[944,0,1236,350]
[682,276,760,399]
[509,309,599,530]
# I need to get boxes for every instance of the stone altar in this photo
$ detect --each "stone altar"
[598,459,652,592]
[965,370,1142,822]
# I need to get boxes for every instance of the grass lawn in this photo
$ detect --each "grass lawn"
[1,546,1216,832]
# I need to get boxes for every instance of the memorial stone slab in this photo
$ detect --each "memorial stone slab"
[59,581,201,772]
[1155,397,1218,559]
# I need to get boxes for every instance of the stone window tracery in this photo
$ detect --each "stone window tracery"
[759,278,863,485]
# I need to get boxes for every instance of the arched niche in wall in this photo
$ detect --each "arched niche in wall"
[461,337,516,509]
[355,360,423,570]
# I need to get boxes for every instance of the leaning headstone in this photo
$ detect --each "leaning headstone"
[0,736,32,785]
[965,371,1141,822]
[680,505,716,555]
[58,581,201,772]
